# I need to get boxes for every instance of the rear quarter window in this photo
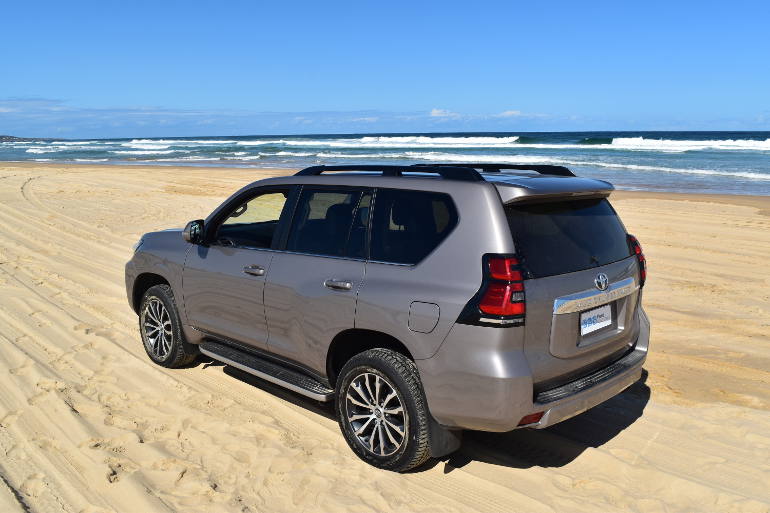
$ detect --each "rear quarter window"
[505,198,630,278]
[371,189,457,264]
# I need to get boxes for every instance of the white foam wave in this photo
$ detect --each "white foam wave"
[154,156,220,161]
[121,143,171,150]
[236,140,278,146]
[112,150,178,155]
[569,161,770,180]
[270,151,314,157]
[609,137,770,152]
[238,135,770,152]
[129,138,238,145]
[26,145,99,153]
[309,151,555,164]
[235,136,522,148]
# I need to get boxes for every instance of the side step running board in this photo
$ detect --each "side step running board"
[199,341,334,402]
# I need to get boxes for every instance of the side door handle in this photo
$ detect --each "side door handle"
[324,279,352,291]
[243,264,266,276]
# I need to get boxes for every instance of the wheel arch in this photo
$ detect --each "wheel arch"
[326,329,414,387]
[131,272,171,313]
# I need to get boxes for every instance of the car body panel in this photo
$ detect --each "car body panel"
[264,252,365,374]
[182,245,274,350]
[522,256,642,384]
[125,229,190,321]
[416,306,649,431]
[355,182,512,359]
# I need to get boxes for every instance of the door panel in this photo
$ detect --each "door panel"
[181,185,293,350]
[263,186,370,374]
[264,254,364,373]
[182,245,273,349]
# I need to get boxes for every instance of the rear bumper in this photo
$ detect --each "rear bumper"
[527,345,645,429]
[416,307,650,432]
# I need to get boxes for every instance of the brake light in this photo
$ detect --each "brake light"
[627,234,646,287]
[478,256,526,322]
[488,256,524,281]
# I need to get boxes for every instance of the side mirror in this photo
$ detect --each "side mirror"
[182,219,204,244]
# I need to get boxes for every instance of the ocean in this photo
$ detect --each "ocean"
[2,131,769,195]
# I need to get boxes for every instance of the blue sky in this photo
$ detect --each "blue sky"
[1,0,769,138]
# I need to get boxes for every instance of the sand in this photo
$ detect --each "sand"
[0,162,768,513]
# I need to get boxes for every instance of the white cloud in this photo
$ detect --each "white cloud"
[494,110,523,118]
[429,108,461,118]
[351,116,379,122]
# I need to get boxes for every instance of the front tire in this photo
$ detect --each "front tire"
[335,348,431,472]
[139,284,197,368]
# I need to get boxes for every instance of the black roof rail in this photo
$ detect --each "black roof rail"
[412,163,575,177]
[295,164,484,182]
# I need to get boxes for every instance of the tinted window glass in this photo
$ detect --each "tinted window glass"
[286,188,368,257]
[370,189,457,264]
[216,190,289,248]
[505,198,630,278]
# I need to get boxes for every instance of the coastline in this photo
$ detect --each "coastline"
[3,130,770,196]
[5,160,770,199]
[0,161,768,512]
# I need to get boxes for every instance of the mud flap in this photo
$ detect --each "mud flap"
[428,414,463,458]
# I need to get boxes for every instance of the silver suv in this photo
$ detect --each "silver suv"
[125,164,650,471]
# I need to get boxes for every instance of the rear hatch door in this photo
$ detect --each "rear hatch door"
[504,196,643,386]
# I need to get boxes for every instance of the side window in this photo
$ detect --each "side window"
[215,189,290,248]
[286,188,369,257]
[370,189,458,264]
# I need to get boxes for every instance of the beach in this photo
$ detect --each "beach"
[0,162,768,512]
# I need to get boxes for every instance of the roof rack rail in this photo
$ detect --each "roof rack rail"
[295,164,484,182]
[412,163,575,177]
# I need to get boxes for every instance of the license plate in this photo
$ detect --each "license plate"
[580,304,612,335]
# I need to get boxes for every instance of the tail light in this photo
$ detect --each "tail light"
[627,234,646,287]
[478,255,526,324]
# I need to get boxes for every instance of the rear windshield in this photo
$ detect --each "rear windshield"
[505,198,630,278]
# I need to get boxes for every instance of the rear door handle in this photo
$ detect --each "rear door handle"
[324,279,352,291]
[243,264,266,276]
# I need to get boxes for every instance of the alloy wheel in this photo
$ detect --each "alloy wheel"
[345,372,407,456]
[141,297,172,360]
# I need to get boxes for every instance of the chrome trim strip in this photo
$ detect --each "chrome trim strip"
[199,346,333,402]
[479,317,524,325]
[553,277,637,314]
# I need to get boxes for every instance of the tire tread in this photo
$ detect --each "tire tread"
[140,284,197,368]
[336,348,431,472]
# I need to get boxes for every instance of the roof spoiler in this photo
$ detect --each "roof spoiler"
[296,164,484,182]
[412,163,575,177]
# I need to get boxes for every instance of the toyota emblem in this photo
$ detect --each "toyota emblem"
[595,273,609,291]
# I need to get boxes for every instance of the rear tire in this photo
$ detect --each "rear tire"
[335,348,431,472]
[138,284,197,368]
